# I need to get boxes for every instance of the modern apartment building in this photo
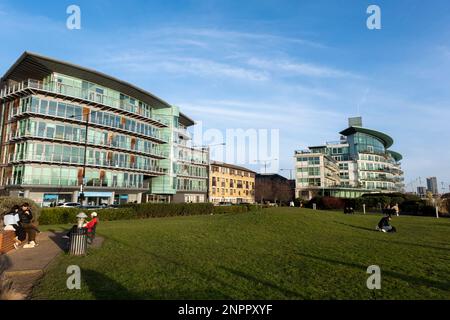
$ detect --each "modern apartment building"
[0,52,208,206]
[426,177,438,195]
[295,117,404,199]
[417,186,427,197]
[209,161,255,204]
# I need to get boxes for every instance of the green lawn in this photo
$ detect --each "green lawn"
[33,208,450,300]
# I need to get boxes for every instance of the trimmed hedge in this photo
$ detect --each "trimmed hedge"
[38,203,261,225]
[306,193,448,217]
[212,204,261,214]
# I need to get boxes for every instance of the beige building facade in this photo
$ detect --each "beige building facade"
[209,161,255,204]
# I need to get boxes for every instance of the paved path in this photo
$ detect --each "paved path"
[0,231,103,299]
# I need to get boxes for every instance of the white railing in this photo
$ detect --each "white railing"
[1,79,170,126]
[9,153,167,174]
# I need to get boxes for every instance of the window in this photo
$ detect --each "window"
[308,157,320,165]
[64,126,73,141]
[31,97,39,112]
[39,100,48,114]
[55,125,64,140]
[37,122,46,137]
[48,101,57,116]
[308,167,321,176]
[66,105,75,118]
[57,103,66,117]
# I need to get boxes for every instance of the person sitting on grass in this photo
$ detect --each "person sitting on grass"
[376,214,397,233]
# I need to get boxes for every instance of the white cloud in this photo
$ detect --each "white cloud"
[99,53,269,81]
[247,57,360,78]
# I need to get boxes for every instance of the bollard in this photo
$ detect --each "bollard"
[363,204,366,215]
[69,226,87,256]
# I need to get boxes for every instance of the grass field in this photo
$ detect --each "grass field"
[32,208,450,300]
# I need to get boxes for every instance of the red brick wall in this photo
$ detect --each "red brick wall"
[0,231,16,254]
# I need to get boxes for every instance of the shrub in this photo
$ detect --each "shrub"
[121,203,214,218]
[213,205,248,214]
[39,203,225,225]
[39,208,82,225]
[0,197,41,226]
[322,197,345,210]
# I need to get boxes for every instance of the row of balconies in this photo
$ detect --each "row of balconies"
[8,132,168,159]
[0,79,170,127]
[8,153,166,175]
[4,176,150,189]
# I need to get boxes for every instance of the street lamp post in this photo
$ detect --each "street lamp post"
[280,168,294,180]
[192,142,225,203]
[69,112,90,205]
[258,159,278,174]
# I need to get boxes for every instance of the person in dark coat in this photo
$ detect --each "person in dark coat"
[18,203,40,248]
[377,214,396,233]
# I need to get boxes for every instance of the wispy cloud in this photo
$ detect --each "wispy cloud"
[99,53,269,81]
[247,57,360,79]
[165,27,328,49]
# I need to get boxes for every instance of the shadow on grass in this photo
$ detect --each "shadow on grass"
[219,266,306,299]
[82,269,139,300]
[356,236,450,253]
[297,252,450,293]
[333,221,377,232]
[67,268,233,300]
[97,236,238,299]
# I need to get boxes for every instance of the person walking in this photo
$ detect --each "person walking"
[392,203,400,216]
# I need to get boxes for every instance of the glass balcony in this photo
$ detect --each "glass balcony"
[6,175,150,189]
[9,131,168,159]
[0,79,170,127]
[9,152,167,175]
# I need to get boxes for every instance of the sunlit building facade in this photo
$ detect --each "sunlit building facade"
[0,52,208,206]
[295,117,404,199]
[209,161,255,204]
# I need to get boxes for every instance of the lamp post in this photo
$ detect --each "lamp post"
[192,142,226,203]
[257,159,278,174]
[69,112,90,205]
[280,168,294,180]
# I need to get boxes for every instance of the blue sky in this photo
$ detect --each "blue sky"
[1,0,450,192]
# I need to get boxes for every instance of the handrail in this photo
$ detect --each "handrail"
[8,132,168,159]
[1,79,170,127]
[5,176,150,189]
[9,103,169,143]
[9,153,167,174]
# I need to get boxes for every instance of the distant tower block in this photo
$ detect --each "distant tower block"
[348,117,363,127]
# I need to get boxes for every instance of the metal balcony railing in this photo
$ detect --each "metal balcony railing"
[9,153,167,175]
[0,79,170,127]
[5,176,150,189]
[8,103,169,144]
[8,132,168,159]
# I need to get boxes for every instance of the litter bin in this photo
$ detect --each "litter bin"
[69,226,87,256]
